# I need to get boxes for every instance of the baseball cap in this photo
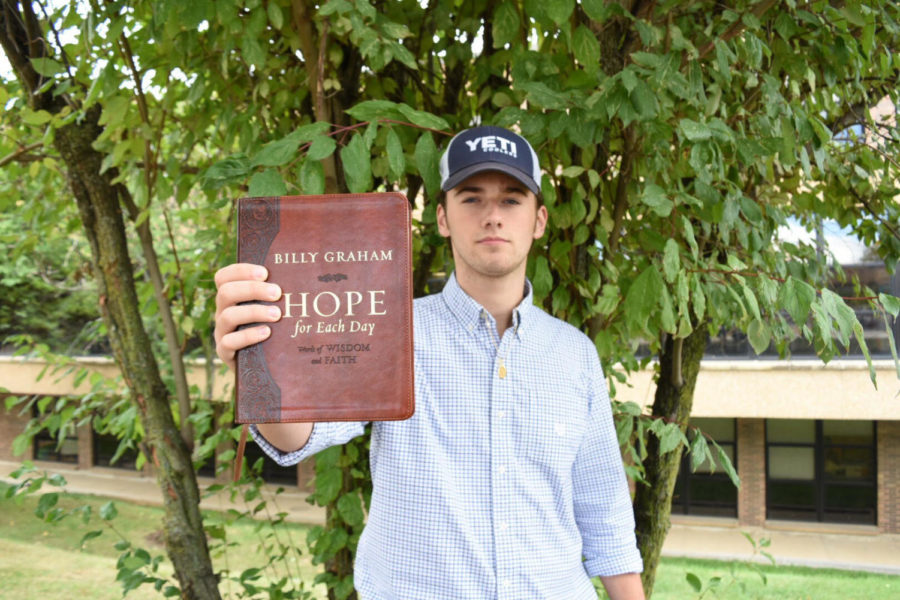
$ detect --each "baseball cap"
[439,125,542,194]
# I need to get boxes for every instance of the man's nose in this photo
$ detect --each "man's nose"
[482,202,503,228]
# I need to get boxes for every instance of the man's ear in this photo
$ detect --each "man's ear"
[533,204,548,239]
[437,203,451,238]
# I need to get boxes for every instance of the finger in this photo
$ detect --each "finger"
[214,263,268,288]
[215,303,281,342]
[215,280,282,316]
[216,325,272,366]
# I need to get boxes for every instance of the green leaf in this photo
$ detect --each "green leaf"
[299,158,325,195]
[396,104,449,131]
[880,293,900,318]
[99,501,118,521]
[532,255,553,300]
[689,431,710,472]
[251,133,301,167]
[686,572,702,593]
[715,441,740,487]
[853,321,877,387]
[336,492,365,527]
[544,0,574,25]
[202,157,251,187]
[248,169,287,196]
[386,128,405,181]
[780,277,816,326]
[493,2,519,48]
[657,422,685,455]
[681,216,698,259]
[572,25,600,74]
[519,82,569,109]
[679,118,711,141]
[12,434,31,457]
[742,284,761,321]
[625,265,662,335]
[346,100,405,123]
[341,134,372,193]
[30,57,64,77]
[640,184,673,217]
[36,492,58,518]
[307,135,337,161]
[79,529,104,547]
[267,1,284,29]
[748,318,771,354]
[662,238,680,283]
[414,133,440,198]
[313,468,342,505]
[22,109,53,126]
[240,36,266,70]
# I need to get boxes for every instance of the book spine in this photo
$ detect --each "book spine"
[236,197,283,423]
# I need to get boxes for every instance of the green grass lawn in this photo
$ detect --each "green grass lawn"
[650,557,899,600]
[0,481,326,599]
[1,482,898,599]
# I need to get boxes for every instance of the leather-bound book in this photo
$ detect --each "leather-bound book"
[235,193,414,424]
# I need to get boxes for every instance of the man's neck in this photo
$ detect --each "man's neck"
[454,269,526,335]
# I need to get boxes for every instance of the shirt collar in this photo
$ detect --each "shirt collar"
[441,272,534,339]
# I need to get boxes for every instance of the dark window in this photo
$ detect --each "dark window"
[33,431,79,464]
[93,432,139,469]
[241,439,298,486]
[766,419,876,525]
[32,403,78,464]
[673,418,738,518]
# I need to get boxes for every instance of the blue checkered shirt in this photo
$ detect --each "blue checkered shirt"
[251,272,643,599]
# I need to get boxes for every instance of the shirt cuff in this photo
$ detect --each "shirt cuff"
[583,545,644,578]
[249,423,321,466]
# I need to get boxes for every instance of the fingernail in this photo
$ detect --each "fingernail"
[254,266,268,280]
[269,284,281,300]
[268,306,281,320]
[258,326,271,340]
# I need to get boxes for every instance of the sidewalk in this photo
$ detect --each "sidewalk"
[3,460,900,575]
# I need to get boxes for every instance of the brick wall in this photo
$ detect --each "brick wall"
[737,418,766,527]
[0,396,33,461]
[77,423,94,469]
[878,420,900,534]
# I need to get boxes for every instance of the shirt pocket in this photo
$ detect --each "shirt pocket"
[522,391,588,473]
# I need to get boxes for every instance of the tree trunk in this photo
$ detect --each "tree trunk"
[0,3,220,597]
[55,107,221,600]
[633,324,708,597]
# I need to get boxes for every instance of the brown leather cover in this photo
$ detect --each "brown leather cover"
[235,193,414,423]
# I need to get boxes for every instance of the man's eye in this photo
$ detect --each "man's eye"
[504,198,521,205]
[461,197,478,203]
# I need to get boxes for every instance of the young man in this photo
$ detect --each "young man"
[214,125,645,599]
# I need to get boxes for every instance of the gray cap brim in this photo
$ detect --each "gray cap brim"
[440,161,541,195]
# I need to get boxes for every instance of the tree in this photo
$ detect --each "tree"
[2,1,899,599]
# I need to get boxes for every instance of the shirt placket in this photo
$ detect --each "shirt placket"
[482,310,519,598]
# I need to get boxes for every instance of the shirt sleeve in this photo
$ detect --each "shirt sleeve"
[249,421,367,466]
[573,349,644,577]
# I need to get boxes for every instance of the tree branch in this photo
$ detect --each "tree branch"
[0,141,44,167]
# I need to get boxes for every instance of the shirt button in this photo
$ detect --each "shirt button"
[498,465,507,474]
[499,522,509,531]
[497,410,506,418]
[502,579,512,588]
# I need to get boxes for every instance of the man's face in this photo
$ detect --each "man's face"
[437,171,547,282]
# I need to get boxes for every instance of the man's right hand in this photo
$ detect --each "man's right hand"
[214,263,283,372]
[214,263,314,453]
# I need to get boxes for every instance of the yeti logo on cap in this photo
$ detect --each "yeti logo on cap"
[464,135,518,158]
